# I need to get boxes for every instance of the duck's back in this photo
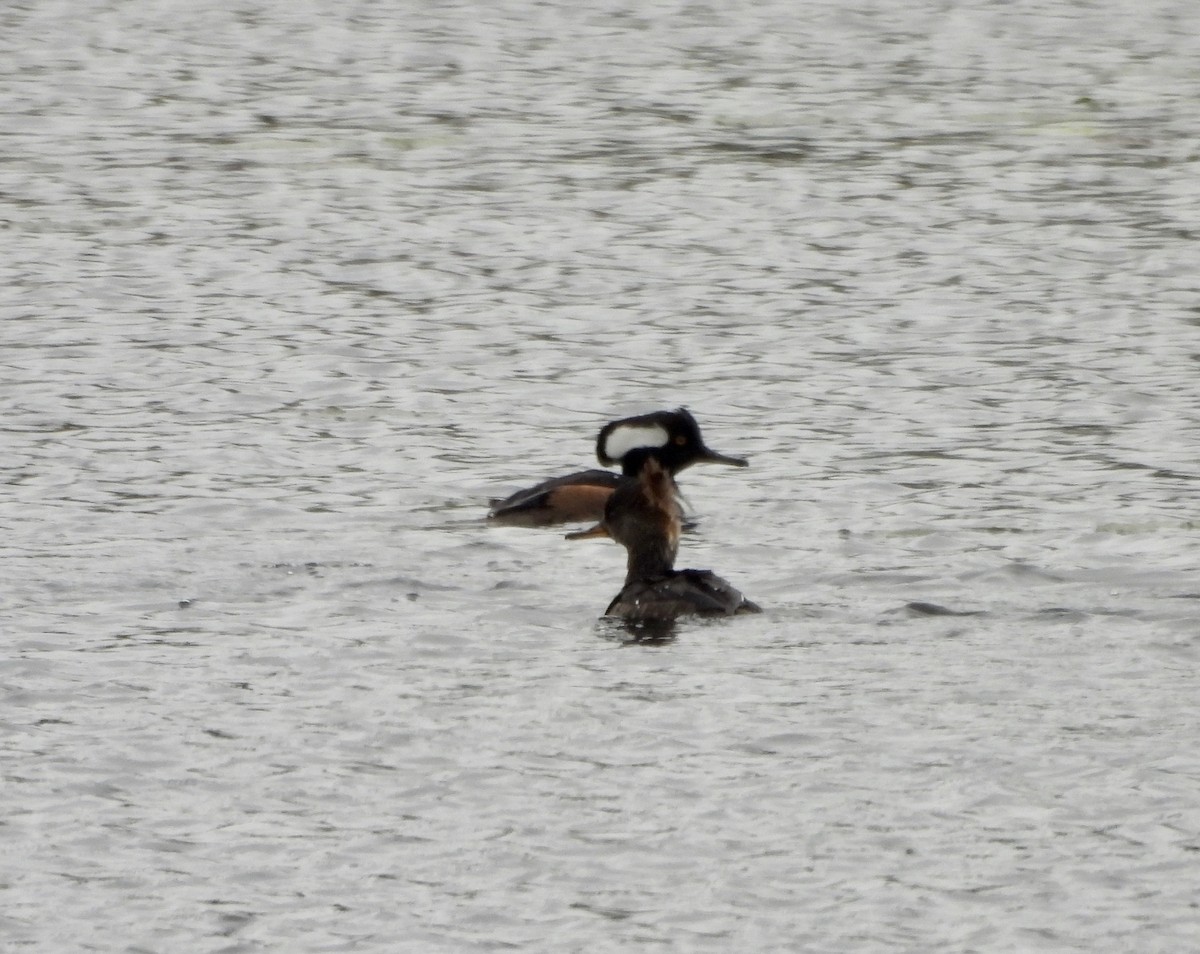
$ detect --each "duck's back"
[605,569,761,622]
[488,469,621,525]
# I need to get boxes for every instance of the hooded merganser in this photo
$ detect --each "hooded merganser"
[567,457,760,622]
[487,408,748,526]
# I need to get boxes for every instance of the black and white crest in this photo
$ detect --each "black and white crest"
[598,421,670,465]
[595,407,748,473]
[595,410,688,466]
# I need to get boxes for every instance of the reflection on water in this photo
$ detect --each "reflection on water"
[599,617,681,645]
[3,0,1200,951]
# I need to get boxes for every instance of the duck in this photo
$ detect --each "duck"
[487,408,747,526]
[567,456,760,622]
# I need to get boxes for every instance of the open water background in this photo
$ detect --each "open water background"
[3,0,1199,951]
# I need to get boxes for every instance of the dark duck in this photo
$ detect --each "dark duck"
[567,457,761,622]
[487,408,748,526]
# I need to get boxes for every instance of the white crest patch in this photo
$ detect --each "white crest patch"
[603,423,669,461]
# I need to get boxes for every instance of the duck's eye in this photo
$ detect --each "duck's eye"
[674,435,687,446]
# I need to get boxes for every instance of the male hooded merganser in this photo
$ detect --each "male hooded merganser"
[567,457,760,622]
[487,408,748,526]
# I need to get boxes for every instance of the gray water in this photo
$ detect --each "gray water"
[3,0,1199,950]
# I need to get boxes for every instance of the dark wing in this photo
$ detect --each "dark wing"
[488,469,621,526]
[604,570,760,621]
[673,569,761,615]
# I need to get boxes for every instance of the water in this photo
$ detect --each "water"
[3,0,1199,950]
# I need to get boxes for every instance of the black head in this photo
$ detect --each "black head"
[595,407,749,477]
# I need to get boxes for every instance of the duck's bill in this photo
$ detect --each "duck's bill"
[565,523,610,541]
[697,448,749,467]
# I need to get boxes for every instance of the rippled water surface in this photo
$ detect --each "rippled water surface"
[4,0,1200,950]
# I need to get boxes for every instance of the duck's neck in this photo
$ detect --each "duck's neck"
[625,536,676,582]
[621,448,670,477]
